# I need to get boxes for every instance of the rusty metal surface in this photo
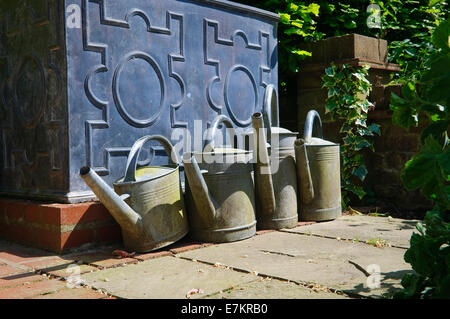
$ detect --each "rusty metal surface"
[0,0,279,203]
[81,135,189,252]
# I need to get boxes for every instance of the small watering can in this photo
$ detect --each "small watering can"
[295,110,341,221]
[250,85,299,229]
[183,115,256,243]
[80,135,189,252]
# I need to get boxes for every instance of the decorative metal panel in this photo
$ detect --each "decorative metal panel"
[0,0,68,200]
[1,0,279,203]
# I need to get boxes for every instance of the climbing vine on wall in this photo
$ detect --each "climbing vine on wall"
[322,63,380,207]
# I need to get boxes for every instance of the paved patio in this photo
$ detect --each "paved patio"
[0,214,418,299]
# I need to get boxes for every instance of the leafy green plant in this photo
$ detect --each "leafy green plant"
[314,1,366,37]
[236,0,323,75]
[322,63,380,207]
[236,0,448,85]
[390,18,450,299]
[380,0,448,82]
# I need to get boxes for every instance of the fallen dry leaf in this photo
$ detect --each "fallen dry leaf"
[186,288,204,299]
[112,250,135,259]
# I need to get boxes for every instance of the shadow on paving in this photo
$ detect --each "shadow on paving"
[344,269,413,298]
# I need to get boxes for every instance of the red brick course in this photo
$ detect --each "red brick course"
[0,198,121,253]
[0,278,66,299]
[0,270,45,289]
[31,287,106,299]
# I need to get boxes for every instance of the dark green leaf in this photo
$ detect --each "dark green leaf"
[368,123,381,135]
[352,166,368,181]
[432,19,449,51]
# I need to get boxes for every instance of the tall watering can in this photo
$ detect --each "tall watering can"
[295,110,341,221]
[250,84,299,229]
[80,135,189,252]
[183,115,256,243]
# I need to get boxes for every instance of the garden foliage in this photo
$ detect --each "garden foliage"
[390,19,449,299]
[322,63,380,206]
[236,0,448,82]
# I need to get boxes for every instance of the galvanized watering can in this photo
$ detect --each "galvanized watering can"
[295,110,341,221]
[250,85,299,229]
[183,115,257,243]
[80,135,189,252]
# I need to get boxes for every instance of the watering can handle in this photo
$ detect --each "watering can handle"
[303,110,323,142]
[203,115,241,152]
[123,135,179,183]
[262,84,279,143]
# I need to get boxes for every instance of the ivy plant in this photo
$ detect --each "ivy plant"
[322,63,380,207]
[390,18,450,299]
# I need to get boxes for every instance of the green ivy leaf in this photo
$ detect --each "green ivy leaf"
[352,166,368,181]
[355,118,367,128]
[354,138,371,150]
[346,184,366,199]
[325,100,338,113]
[324,66,335,76]
[368,123,381,135]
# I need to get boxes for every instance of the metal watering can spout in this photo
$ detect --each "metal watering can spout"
[295,110,323,204]
[80,166,143,235]
[252,112,276,215]
[80,135,182,240]
[182,154,218,220]
[183,115,238,221]
[81,135,188,252]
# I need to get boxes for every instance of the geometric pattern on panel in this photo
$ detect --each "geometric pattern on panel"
[0,0,65,191]
[204,18,271,128]
[82,0,185,175]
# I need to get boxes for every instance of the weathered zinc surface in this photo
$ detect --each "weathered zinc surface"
[0,0,279,202]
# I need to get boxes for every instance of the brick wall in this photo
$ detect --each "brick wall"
[288,34,431,213]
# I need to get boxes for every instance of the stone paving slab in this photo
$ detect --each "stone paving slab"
[203,278,351,299]
[67,251,139,269]
[45,263,99,279]
[80,255,259,299]
[179,231,412,298]
[282,215,419,249]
